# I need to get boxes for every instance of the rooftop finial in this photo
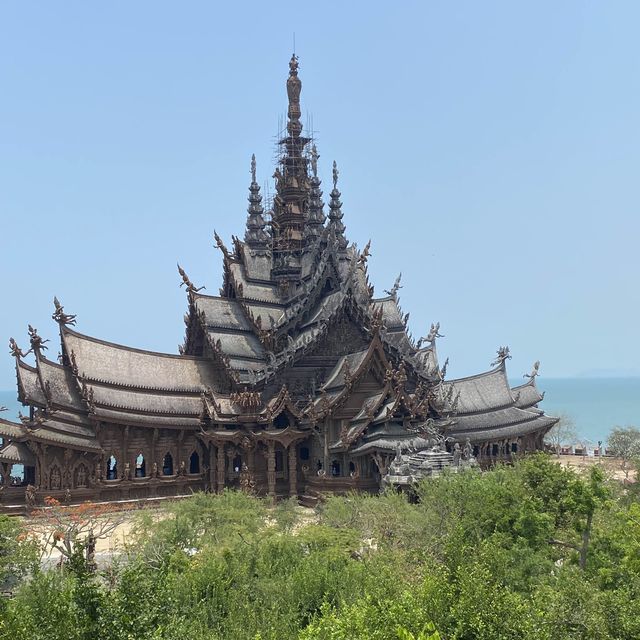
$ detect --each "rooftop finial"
[251,153,256,183]
[286,54,302,138]
[332,160,339,189]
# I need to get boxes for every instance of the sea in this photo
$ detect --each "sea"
[1,378,639,448]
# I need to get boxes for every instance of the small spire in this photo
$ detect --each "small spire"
[306,144,326,241]
[244,155,270,251]
[327,160,347,250]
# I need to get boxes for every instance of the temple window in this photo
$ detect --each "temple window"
[511,442,518,453]
[300,446,310,461]
[349,461,356,474]
[162,452,173,476]
[275,450,283,472]
[492,444,499,456]
[232,454,242,473]
[189,450,200,474]
[107,455,118,480]
[135,453,146,478]
[331,460,341,477]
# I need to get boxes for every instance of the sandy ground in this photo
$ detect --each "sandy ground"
[555,454,637,482]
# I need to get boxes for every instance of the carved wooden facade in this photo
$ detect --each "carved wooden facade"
[0,56,557,508]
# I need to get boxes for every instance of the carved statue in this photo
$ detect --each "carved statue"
[51,467,61,490]
[250,153,257,183]
[452,442,462,467]
[76,465,87,488]
[9,337,31,359]
[524,360,540,380]
[52,296,77,326]
[123,462,131,481]
[179,460,186,476]
[273,167,283,190]
[310,144,319,177]
[25,484,37,508]
[462,438,473,461]
[384,273,403,297]
[491,346,511,367]
[357,240,372,266]
[177,263,205,293]
[151,462,158,478]
[28,325,49,353]
[239,462,256,494]
[332,160,339,189]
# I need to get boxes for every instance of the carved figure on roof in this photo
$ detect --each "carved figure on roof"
[9,337,31,359]
[28,325,49,353]
[357,240,372,266]
[524,360,540,380]
[52,296,77,326]
[384,273,402,297]
[419,322,443,347]
[332,160,339,189]
[492,346,511,367]
[273,167,283,190]
[310,144,319,177]
[440,357,449,380]
[213,231,230,259]
[177,264,205,293]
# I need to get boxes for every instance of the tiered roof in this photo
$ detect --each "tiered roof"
[0,55,557,466]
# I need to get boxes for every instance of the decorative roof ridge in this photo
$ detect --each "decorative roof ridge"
[86,380,204,397]
[510,376,540,391]
[444,363,509,385]
[62,326,212,362]
[74,374,205,394]
[93,400,199,417]
[16,357,39,373]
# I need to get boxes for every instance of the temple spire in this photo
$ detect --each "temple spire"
[244,154,270,252]
[327,160,347,250]
[306,144,326,241]
[271,55,312,285]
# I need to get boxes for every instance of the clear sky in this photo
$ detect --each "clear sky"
[1,1,639,389]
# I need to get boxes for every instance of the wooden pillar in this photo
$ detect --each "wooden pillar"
[267,441,276,500]
[216,444,225,493]
[209,444,216,491]
[288,444,297,497]
[151,428,158,471]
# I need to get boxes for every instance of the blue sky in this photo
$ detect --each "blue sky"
[0,1,639,389]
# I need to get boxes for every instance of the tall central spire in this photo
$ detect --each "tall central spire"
[270,54,313,287]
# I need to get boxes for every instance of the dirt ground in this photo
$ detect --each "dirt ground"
[555,454,637,482]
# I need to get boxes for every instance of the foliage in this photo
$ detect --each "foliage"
[607,425,640,479]
[0,514,38,594]
[1,456,640,639]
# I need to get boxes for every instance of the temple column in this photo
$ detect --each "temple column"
[267,441,276,500]
[216,444,225,493]
[288,444,297,497]
[209,445,216,490]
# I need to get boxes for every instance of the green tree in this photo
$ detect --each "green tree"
[607,426,640,481]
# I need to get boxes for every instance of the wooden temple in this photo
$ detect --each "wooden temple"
[0,56,557,508]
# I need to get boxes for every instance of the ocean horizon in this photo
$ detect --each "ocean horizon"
[2,377,639,446]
